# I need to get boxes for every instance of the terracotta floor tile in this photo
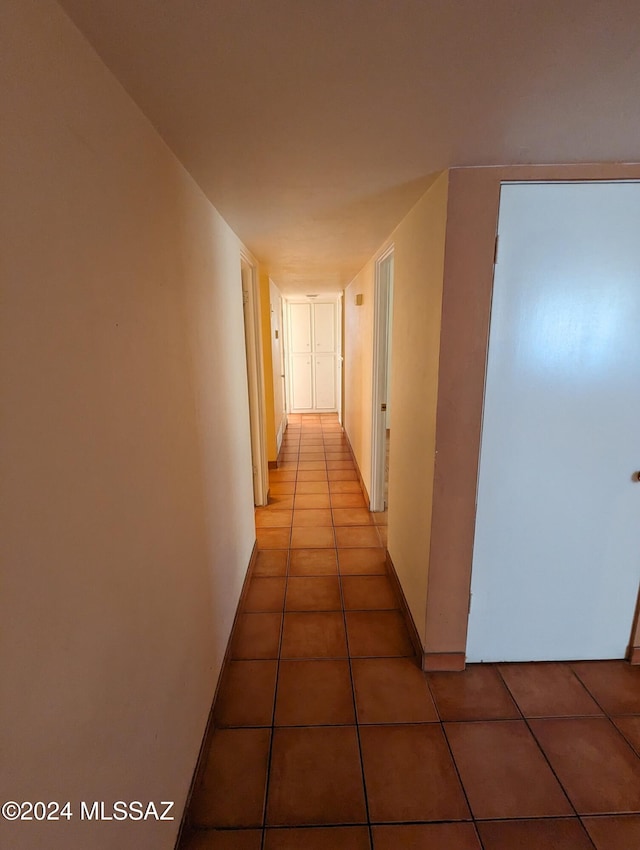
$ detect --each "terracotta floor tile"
[265,827,370,850]
[289,548,338,575]
[341,576,398,610]
[264,494,295,511]
[281,612,348,658]
[253,549,288,577]
[372,823,481,850]
[297,470,328,481]
[427,664,520,721]
[290,526,335,549]
[231,613,282,660]
[332,508,373,526]
[331,493,368,509]
[376,526,388,545]
[285,576,342,611]
[338,548,387,575]
[257,527,291,549]
[277,462,298,470]
[477,818,593,850]
[214,660,277,727]
[298,452,326,461]
[371,511,387,526]
[445,720,573,819]
[298,461,327,470]
[612,715,640,754]
[571,661,640,714]
[328,469,358,481]
[329,480,363,493]
[346,611,414,657]
[182,829,262,849]
[295,481,330,494]
[294,493,331,510]
[360,724,470,822]
[582,815,640,849]
[266,727,366,825]
[190,728,270,827]
[269,482,296,495]
[326,460,356,470]
[243,577,286,613]
[352,658,438,723]
[269,470,297,481]
[498,662,603,717]
[326,453,354,461]
[529,717,640,814]
[275,660,355,725]
[335,526,382,548]
[255,510,292,528]
[293,508,333,526]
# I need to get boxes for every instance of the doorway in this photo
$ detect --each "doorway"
[240,255,268,506]
[467,181,640,662]
[370,248,394,513]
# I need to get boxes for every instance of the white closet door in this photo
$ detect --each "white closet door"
[289,303,312,353]
[314,355,336,409]
[313,302,336,352]
[290,354,313,410]
[468,181,640,663]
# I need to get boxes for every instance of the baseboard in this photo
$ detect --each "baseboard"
[629,646,640,665]
[384,550,423,663]
[422,652,466,672]
[342,429,371,506]
[174,541,259,849]
[268,460,278,470]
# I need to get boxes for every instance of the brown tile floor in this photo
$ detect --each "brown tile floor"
[182,414,640,850]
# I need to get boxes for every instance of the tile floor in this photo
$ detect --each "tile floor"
[181,414,640,850]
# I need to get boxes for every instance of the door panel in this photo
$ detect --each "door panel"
[468,181,640,663]
[290,354,313,410]
[314,355,336,409]
[289,303,311,353]
[313,302,335,352]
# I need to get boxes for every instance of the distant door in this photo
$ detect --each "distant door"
[287,300,339,412]
[467,181,640,663]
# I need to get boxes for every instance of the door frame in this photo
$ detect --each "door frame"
[370,244,394,512]
[240,251,269,506]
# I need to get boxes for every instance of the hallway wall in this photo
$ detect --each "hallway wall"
[1,2,256,848]
[343,172,449,644]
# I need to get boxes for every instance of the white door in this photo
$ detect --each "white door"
[468,181,640,663]
[287,300,339,412]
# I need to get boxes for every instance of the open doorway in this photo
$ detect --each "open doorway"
[240,254,269,506]
[370,247,394,513]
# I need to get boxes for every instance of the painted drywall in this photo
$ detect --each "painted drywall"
[343,173,449,641]
[0,1,256,848]
[344,263,376,494]
[269,280,287,451]
[259,269,277,462]
[385,173,449,643]
[426,163,640,664]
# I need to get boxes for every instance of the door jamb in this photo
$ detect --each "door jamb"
[240,251,269,506]
[370,244,394,512]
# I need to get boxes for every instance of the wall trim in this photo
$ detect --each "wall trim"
[385,550,423,662]
[343,429,370,506]
[629,647,640,665]
[423,652,466,672]
[174,541,259,849]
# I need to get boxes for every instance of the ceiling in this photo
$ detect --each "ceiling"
[58,0,640,294]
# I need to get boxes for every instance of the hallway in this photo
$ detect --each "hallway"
[181,415,640,850]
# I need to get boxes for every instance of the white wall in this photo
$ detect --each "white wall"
[0,1,255,848]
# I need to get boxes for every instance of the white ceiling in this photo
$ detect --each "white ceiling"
[58,0,640,293]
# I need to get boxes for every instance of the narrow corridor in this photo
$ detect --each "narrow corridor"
[181,415,640,850]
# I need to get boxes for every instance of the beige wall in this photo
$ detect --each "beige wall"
[343,172,449,640]
[344,261,376,497]
[426,163,640,666]
[1,1,256,847]
[269,280,287,450]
